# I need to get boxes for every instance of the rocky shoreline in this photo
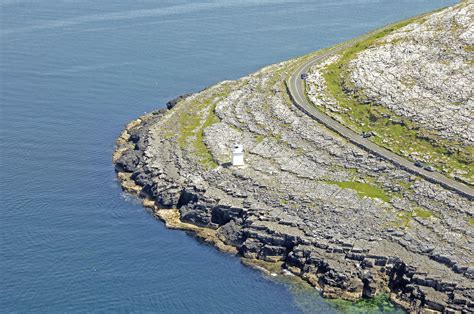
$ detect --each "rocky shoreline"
[114,104,472,313]
[113,5,473,313]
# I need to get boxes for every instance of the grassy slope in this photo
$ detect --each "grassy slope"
[162,84,233,170]
[327,181,391,202]
[318,9,473,185]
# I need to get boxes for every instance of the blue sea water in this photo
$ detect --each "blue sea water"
[0,0,457,312]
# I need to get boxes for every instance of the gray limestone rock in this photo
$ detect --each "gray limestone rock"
[113,5,474,312]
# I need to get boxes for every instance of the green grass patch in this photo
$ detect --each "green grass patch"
[294,147,305,156]
[255,134,265,143]
[318,14,474,184]
[395,207,433,228]
[396,211,413,228]
[327,181,391,202]
[195,105,220,169]
[174,85,232,169]
[413,207,433,219]
[397,179,413,190]
[468,218,474,226]
[177,110,202,147]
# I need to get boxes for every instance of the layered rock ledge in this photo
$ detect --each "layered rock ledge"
[114,5,473,314]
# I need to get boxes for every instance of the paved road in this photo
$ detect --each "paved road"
[287,42,474,200]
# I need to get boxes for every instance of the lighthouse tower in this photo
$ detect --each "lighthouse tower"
[232,143,244,166]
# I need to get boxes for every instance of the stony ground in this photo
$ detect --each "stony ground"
[114,4,474,313]
[306,1,474,185]
[349,2,473,146]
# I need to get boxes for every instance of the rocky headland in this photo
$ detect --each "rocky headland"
[307,1,473,185]
[114,2,473,313]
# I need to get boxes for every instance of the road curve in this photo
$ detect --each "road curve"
[287,42,474,200]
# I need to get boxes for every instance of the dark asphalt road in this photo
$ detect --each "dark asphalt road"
[287,40,474,200]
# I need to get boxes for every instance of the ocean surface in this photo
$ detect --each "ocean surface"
[0,0,457,312]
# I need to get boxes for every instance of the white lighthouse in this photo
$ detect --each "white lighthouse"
[232,143,245,166]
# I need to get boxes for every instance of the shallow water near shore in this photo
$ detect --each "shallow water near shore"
[0,0,457,312]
